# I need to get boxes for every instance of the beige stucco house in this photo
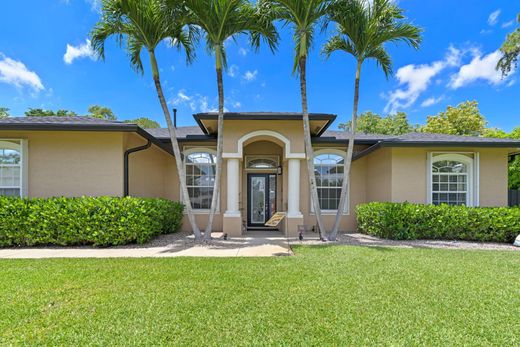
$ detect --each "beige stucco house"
[1,113,519,236]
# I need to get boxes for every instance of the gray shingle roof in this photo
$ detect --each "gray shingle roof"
[321,130,520,145]
[394,132,519,143]
[0,116,130,126]
[145,126,204,139]
[322,130,396,141]
[1,117,518,147]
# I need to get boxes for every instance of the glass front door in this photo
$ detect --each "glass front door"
[247,174,277,227]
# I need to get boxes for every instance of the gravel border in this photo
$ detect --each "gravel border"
[291,233,520,251]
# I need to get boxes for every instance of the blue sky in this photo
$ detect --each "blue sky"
[0,0,518,131]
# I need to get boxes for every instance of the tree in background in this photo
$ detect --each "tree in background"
[185,0,278,240]
[25,108,77,117]
[125,117,160,128]
[339,111,415,135]
[0,107,9,118]
[420,101,486,136]
[497,14,520,77]
[483,126,520,190]
[322,0,421,239]
[91,0,203,239]
[88,105,116,120]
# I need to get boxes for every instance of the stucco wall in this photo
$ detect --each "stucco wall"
[389,147,510,206]
[0,130,124,197]
[163,142,224,232]
[125,133,170,199]
[300,146,368,232]
[223,120,305,154]
[365,147,392,202]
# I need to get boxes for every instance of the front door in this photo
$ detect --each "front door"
[247,174,277,227]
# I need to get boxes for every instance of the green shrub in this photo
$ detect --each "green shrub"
[357,202,520,243]
[0,197,184,247]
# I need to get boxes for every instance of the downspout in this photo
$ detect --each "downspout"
[124,140,152,197]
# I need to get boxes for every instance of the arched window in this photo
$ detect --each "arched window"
[430,153,474,206]
[245,156,279,170]
[185,151,216,210]
[313,152,346,212]
[0,140,22,197]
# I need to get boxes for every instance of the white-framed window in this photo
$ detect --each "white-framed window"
[184,149,217,211]
[0,139,26,197]
[428,152,479,206]
[313,150,349,214]
[245,155,279,170]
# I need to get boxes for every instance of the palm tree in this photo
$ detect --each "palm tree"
[323,0,422,240]
[260,0,331,239]
[90,0,204,240]
[183,0,278,240]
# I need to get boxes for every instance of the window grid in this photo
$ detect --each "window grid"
[0,146,21,197]
[185,152,216,210]
[431,159,469,206]
[245,156,279,170]
[314,154,344,211]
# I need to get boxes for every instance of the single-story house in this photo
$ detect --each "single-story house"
[1,113,519,236]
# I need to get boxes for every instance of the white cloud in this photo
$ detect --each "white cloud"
[421,96,444,107]
[176,90,191,102]
[63,39,96,64]
[0,54,44,91]
[488,9,501,26]
[502,20,515,28]
[449,50,508,89]
[238,48,248,57]
[170,89,232,113]
[85,0,100,11]
[243,70,258,82]
[232,101,241,109]
[384,46,461,113]
[228,64,239,78]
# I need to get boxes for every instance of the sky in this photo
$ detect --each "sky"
[0,0,519,131]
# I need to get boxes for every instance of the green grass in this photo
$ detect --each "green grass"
[1,246,519,346]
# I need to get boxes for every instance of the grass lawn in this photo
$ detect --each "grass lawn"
[1,246,519,346]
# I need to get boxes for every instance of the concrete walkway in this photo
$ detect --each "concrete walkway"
[0,231,292,259]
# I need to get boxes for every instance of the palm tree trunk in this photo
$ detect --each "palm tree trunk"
[299,56,326,239]
[329,60,362,241]
[204,49,225,240]
[149,50,202,240]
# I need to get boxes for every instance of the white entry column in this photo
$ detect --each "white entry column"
[287,158,303,217]
[225,158,240,215]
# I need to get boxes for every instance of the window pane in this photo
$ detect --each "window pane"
[185,152,216,209]
[0,188,20,196]
[432,158,470,206]
[0,148,20,164]
[314,154,345,211]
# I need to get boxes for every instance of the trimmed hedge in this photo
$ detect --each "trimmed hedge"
[0,197,184,247]
[357,202,520,243]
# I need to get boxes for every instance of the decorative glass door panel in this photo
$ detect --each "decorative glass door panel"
[248,174,277,227]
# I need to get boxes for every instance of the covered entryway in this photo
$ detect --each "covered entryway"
[223,129,307,237]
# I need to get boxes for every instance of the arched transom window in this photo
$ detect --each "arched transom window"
[314,153,345,211]
[185,151,216,210]
[246,156,279,170]
[431,153,475,206]
[0,140,22,197]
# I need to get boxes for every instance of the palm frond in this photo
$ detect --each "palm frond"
[323,0,422,77]
[90,0,196,75]
[185,0,279,72]
[261,0,331,74]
